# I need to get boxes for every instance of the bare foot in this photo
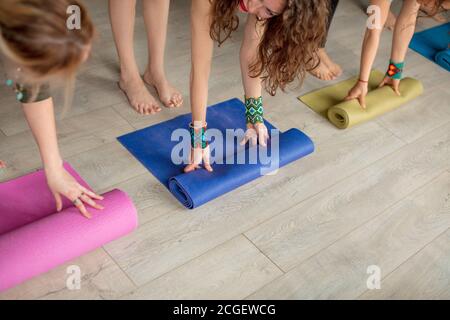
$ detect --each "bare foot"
[385,11,397,30]
[118,77,162,115]
[319,49,342,78]
[309,49,337,81]
[420,4,447,22]
[0,160,6,169]
[143,71,183,108]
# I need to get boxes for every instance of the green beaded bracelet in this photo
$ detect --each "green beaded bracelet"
[245,96,264,124]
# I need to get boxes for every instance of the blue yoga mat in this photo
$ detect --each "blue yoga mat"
[409,22,450,71]
[118,98,314,209]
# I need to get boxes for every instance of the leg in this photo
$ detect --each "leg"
[108,0,161,115]
[142,0,183,108]
[385,10,397,30]
[420,0,449,22]
[310,0,342,80]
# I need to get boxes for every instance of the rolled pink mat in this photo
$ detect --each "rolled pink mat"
[0,163,138,292]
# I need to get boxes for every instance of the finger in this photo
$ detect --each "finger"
[80,186,104,200]
[202,153,213,172]
[250,134,258,146]
[393,83,401,96]
[344,94,356,102]
[257,128,267,147]
[378,79,387,88]
[80,194,104,210]
[240,134,250,146]
[184,163,200,173]
[74,199,92,219]
[54,192,63,212]
[358,94,366,109]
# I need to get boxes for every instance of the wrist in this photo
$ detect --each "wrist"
[244,95,264,125]
[189,121,208,149]
[43,156,63,172]
[386,60,404,80]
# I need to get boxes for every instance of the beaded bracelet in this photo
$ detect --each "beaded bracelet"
[189,122,208,149]
[245,96,264,125]
[386,60,404,80]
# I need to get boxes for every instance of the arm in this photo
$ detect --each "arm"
[240,14,263,99]
[239,15,269,147]
[185,0,214,173]
[22,97,103,218]
[345,0,392,108]
[190,0,214,123]
[359,0,392,82]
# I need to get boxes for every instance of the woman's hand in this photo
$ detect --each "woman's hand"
[378,76,401,96]
[184,146,213,173]
[241,122,269,147]
[45,163,104,219]
[345,80,369,109]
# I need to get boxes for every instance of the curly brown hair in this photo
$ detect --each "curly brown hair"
[210,0,330,95]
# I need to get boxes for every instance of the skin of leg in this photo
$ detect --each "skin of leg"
[240,14,269,146]
[420,0,449,21]
[185,0,215,172]
[310,0,342,80]
[142,0,183,108]
[108,0,160,114]
[309,49,336,81]
[385,10,397,30]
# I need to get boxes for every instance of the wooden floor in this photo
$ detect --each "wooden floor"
[0,0,449,300]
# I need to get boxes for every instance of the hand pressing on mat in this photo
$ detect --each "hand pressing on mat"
[184,146,213,173]
[378,76,401,96]
[45,164,104,219]
[241,123,269,147]
[345,80,369,109]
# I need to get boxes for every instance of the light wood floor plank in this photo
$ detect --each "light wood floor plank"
[121,236,282,300]
[245,122,450,272]
[247,171,450,299]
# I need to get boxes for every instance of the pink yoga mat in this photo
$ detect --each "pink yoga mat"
[0,163,138,292]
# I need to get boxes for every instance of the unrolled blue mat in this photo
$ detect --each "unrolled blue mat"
[118,98,314,209]
[409,22,450,72]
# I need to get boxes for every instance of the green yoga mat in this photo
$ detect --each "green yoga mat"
[298,70,424,129]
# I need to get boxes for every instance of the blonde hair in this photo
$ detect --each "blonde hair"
[0,0,94,109]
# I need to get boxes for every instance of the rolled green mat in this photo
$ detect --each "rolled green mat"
[298,70,424,129]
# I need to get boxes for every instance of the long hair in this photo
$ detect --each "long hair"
[0,0,94,108]
[209,0,330,95]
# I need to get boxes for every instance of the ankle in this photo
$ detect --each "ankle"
[145,67,167,82]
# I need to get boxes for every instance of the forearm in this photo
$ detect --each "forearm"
[390,0,420,63]
[359,0,391,81]
[240,15,262,98]
[190,0,214,123]
[22,97,63,171]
